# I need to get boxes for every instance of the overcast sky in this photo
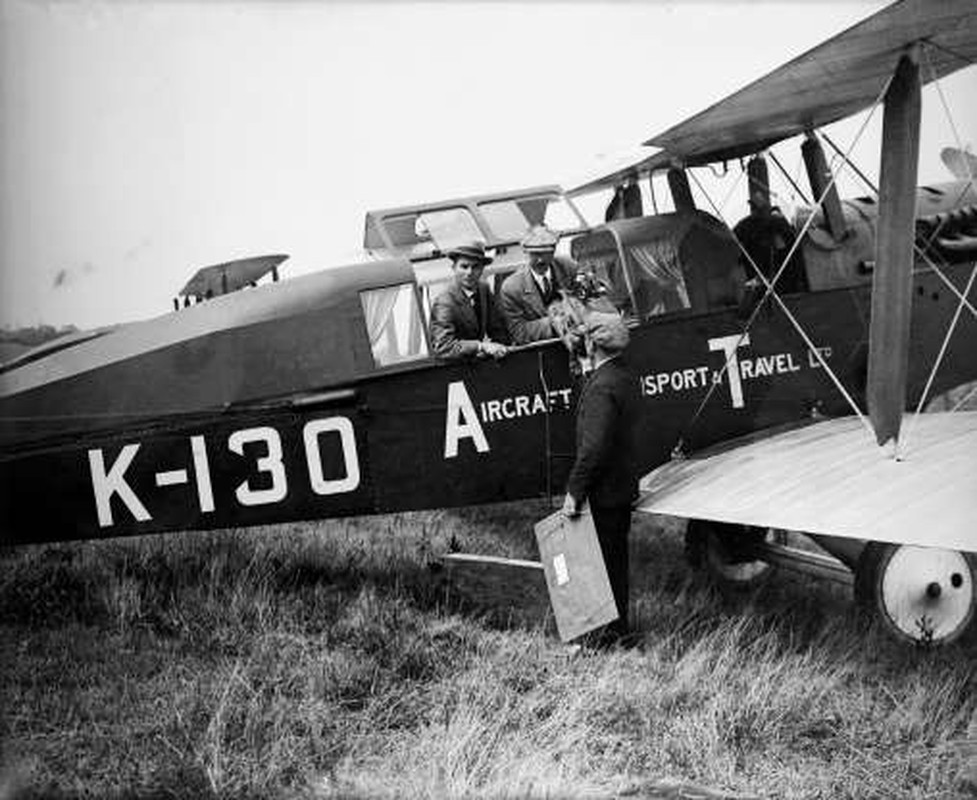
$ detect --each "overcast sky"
[1,0,974,330]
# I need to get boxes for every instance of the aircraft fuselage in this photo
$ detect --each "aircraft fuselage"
[3,260,974,545]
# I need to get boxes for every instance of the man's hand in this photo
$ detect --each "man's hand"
[562,493,582,518]
[481,341,508,360]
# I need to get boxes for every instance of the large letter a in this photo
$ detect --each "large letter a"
[444,381,489,459]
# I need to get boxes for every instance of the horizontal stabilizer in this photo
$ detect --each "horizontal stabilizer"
[637,413,977,553]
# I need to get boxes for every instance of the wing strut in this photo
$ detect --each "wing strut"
[867,50,921,451]
[678,71,893,448]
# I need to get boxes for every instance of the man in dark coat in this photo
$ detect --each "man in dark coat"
[733,188,808,295]
[430,242,510,360]
[500,225,576,345]
[563,312,639,644]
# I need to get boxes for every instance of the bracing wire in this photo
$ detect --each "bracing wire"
[681,75,893,444]
[821,130,977,321]
[688,167,877,444]
[924,43,973,172]
[897,43,977,454]
[768,150,811,205]
[904,262,977,451]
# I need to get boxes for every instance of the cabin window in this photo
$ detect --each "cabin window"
[477,195,582,241]
[383,208,483,260]
[572,232,634,315]
[360,283,429,367]
[627,242,691,316]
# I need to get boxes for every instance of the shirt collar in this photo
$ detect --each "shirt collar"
[593,353,620,371]
[530,267,553,289]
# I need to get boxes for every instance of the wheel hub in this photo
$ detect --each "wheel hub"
[880,546,974,643]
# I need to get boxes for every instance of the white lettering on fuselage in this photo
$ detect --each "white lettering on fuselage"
[228,426,289,506]
[640,366,714,397]
[441,382,575,459]
[738,352,801,380]
[808,346,833,368]
[190,435,215,512]
[639,337,831,409]
[479,388,573,423]
[708,334,750,409]
[444,381,489,458]
[88,416,360,528]
[89,444,151,527]
[304,417,360,495]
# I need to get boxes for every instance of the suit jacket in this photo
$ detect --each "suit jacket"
[499,258,576,345]
[566,357,639,511]
[430,281,510,360]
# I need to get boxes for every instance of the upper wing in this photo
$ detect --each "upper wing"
[569,0,977,196]
[646,0,977,165]
[636,412,977,553]
[646,0,977,164]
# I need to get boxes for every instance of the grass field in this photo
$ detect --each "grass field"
[1,503,975,799]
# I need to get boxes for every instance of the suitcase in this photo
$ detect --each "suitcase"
[534,509,618,642]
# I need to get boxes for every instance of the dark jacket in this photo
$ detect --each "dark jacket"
[733,210,808,294]
[430,281,510,360]
[499,258,576,345]
[566,357,639,510]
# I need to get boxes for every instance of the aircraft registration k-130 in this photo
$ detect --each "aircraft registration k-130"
[1,0,976,645]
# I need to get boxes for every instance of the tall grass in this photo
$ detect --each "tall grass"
[1,504,974,798]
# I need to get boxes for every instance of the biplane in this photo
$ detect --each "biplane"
[567,0,977,645]
[1,0,975,645]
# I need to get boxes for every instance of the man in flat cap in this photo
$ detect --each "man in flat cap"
[499,225,577,345]
[563,311,639,646]
[430,241,510,360]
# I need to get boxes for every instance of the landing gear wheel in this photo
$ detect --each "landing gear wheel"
[855,542,976,645]
[685,520,783,590]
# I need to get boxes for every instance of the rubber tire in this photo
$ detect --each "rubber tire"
[855,541,977,646]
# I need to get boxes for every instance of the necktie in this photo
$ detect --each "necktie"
[541,275,552,303]
[471,291,483,334]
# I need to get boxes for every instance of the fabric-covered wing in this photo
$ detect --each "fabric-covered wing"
[645,0,977,165]
[636,412,977,553]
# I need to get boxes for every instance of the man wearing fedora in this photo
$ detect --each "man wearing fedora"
[431,241,510,360]
[499,225,576,345]
[563,311,639,646]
